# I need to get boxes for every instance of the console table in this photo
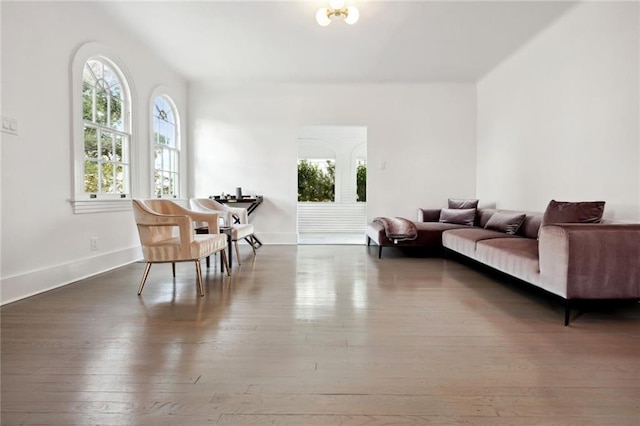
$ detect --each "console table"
[214,195,263,216]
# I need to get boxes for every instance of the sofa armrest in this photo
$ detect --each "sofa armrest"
[417,208,441,222]
[538,223,640,299]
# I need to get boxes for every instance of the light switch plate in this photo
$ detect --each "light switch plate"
[1,116,18,136]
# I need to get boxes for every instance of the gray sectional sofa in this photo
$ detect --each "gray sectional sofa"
[367,202,640,325]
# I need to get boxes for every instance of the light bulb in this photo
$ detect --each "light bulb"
[345,6,359,24]
[316,8,331,26]
[329,0,345,10]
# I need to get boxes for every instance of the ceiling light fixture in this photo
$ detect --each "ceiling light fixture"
[316,0,359,26]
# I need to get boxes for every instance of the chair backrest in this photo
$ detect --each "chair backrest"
[190,198,221,211]
[191,198,250,225]
[190,198,231,225]
[142,199,183,215]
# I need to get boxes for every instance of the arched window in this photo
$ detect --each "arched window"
[82,58,131,196]
[152,95,180,198]
[71,43,134,213]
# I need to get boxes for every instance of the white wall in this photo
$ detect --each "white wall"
[189,83,477,244]
[477,1,640,220]
[1,2,188,304]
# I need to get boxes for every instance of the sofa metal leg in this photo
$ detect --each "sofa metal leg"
[367,236,371,246]
[564,300,571,326]
[378,246,383,259]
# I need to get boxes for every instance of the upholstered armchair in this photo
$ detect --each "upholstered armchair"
[190,198,257,265]
[132,199,230,297]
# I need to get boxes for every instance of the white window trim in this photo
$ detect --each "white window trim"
[70,42,137,214]
[150,88,182,199]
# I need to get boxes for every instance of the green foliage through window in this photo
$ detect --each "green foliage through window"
[356,161,366,202]
[298,160,335,202]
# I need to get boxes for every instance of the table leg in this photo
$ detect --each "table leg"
[251,235,263,247]
[220,230,233,270]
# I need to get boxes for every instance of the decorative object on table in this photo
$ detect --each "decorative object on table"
[236,187,243,199]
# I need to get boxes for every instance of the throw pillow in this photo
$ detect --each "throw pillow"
[541,200,606,227]
[448,198,479,209]
[439,208,475,226]
[484,212,526,235]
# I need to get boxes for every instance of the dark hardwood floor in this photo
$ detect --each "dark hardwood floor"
[2,245,639,425]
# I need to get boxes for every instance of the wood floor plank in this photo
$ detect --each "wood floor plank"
[216,413,639,426]
[2,245,639,424]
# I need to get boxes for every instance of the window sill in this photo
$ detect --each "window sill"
[70,198,132,214]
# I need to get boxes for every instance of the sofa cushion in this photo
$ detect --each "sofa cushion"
[478,208,542,239]
[477,209,497,228]
[442,228,520,259]
[484,212,526,235]
[448,198,479,209]
[439,208,475,226]
[475,238,540,286]
[541,200,605,226]
[518,213,543,239]
[417,208,441,222]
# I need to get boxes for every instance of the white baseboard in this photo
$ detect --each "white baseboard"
[253,232,298,245]
[1,234,299,305]
[0,246,142,306]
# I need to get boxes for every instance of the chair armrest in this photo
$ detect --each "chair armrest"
[136,213,194,257]
[184,210,221,234]
[539,223,640,299]
[224,206,249,224]
[417,208,441,222]
[213,209,232,226]
[168,203,221,233]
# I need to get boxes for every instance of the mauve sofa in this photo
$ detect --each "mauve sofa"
[367,205,640,325]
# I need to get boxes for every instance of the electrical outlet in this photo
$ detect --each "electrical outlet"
[91,237,98,251]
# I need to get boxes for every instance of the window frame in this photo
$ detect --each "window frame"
[70,42,136,214]
[150,92,181,199]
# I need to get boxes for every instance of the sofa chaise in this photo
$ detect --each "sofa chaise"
[367,200,640,325]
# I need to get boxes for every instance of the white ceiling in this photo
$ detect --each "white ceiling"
[100,0,577,84]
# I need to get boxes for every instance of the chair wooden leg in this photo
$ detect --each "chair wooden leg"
[221,249,231,276]
[234,241,241,265]
[172,262,176,277]
[138,262,152,295]
[246,236,257,255]
[195,260,204,297]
